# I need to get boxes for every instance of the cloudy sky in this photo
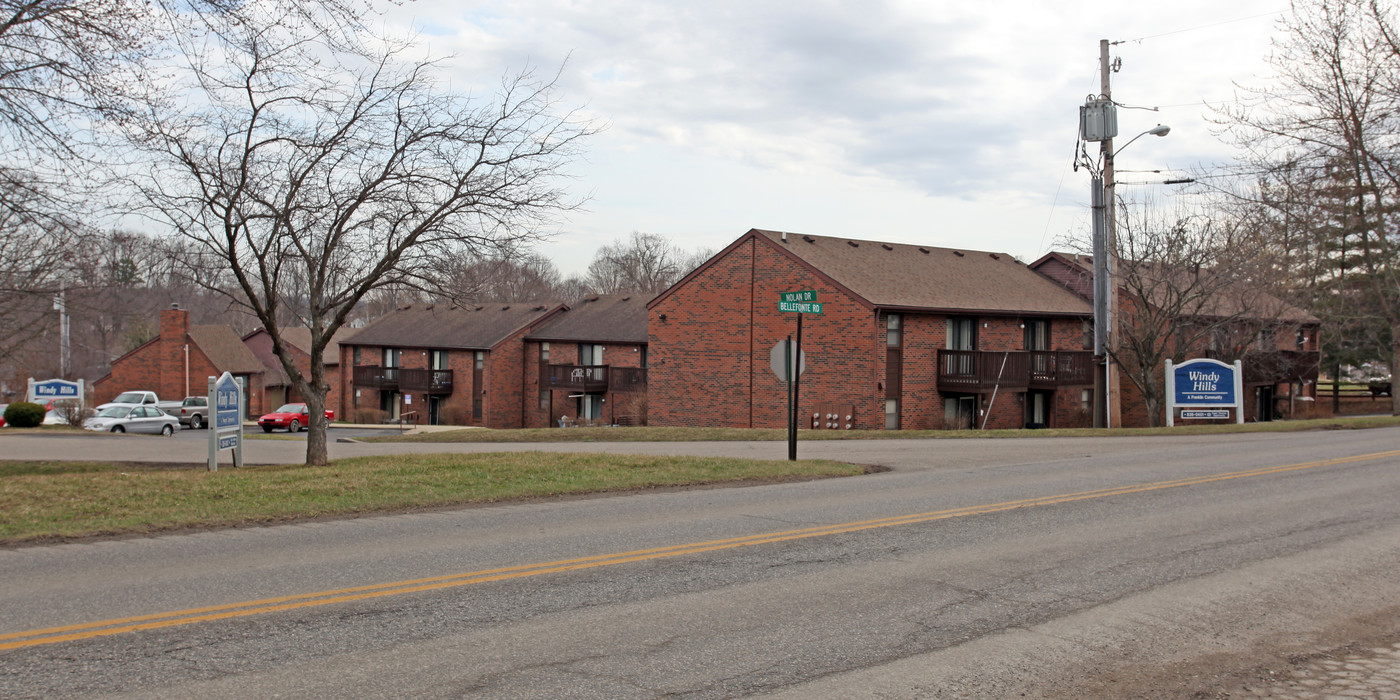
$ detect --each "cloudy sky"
[382,1,1290,275]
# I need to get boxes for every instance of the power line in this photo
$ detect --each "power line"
[1111,10,1285,45]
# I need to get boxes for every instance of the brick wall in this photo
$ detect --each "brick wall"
[650,237,892,429]
[342,339,563,429]
[651,234,1099,431]
[897,313,941,429]
[485,329,529,429]
[650,238,760,427]
[95,308,224,409]
[522,341,649,428]
[242,332,342,419]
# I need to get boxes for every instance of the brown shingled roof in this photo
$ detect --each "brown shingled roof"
[752,229,1091,316]
[527,295,648,344]
[276,326,356,364]
[189,325,267,374]
[344,302,565,349]
[1033,251,1320,323]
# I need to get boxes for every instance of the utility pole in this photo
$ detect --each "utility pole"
[1083,40,1171,429]
[54,282,70,379]
[1098,38,1121,429]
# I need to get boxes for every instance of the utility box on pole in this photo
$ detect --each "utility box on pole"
[1080,98,1118,142]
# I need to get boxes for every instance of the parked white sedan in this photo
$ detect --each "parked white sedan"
[83,405,179,435]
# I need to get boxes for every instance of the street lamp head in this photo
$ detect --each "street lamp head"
[1147,124,1170,137]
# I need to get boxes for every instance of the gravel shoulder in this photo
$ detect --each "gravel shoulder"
[760,524,1400,699]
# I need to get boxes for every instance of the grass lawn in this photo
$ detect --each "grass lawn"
[364,414,1400,443]
[0,453,866,545]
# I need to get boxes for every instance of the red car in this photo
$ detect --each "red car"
[257,403,335,433]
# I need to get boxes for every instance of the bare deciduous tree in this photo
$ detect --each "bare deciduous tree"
[431,249,566,304]
[0,171,88,367]
[1067,195,1300,427]
[0,0,371,376]
[128,13,595,465]
[584,231,711,296]
[1214,0,1400,412]
[1113,210,1253,426]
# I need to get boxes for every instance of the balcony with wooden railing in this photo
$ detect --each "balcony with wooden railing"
[937,350,1030,392]
[1029,351,1094,388]
[352,366,453,394]
[353,365,399,390]
[399,368,454,394]
[546,364,647,393]
[1241,349,1321,384]
[609,366,647,393]
[937,350,1094,393]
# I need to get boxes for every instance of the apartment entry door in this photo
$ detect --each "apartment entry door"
[1025,390,1050,429]
[944,395,976,430]
[1256,385,1276,422]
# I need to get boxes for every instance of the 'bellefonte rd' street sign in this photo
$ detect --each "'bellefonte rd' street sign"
[778,301,823,313]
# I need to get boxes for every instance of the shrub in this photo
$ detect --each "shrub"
[55,401,91,426]
[440,406,469,426]
[4,401,46,428]
[349,408,387,424]
[615,393,647,426]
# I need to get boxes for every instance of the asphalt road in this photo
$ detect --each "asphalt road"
[2,428,1399,698]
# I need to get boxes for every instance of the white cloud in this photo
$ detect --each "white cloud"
[384,0,1290,274]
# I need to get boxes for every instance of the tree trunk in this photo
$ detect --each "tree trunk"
[1391,323,1400,416]
[1140,366,1163,428]
[303,362,330,466]
[296,341,331,467]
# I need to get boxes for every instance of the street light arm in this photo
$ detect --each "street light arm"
[1111,124,1170,158]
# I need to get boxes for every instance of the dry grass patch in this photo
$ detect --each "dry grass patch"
[0,453,865,544]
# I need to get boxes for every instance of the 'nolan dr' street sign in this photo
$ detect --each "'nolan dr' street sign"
[778,290,822,314]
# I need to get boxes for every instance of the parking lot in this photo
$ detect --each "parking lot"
[170,423,406,442]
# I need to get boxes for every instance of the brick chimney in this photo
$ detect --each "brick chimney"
[160,304,189,341]
[160,304,190,399]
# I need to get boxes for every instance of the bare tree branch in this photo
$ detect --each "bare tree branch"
[127,19,596,465]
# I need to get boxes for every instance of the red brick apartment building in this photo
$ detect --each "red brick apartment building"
[1031,252,1322,426]
[94,306,269,414]
[524,294,649,428]
[241,326,356,417]
[647,229,1097,431]
[339,295,648,428]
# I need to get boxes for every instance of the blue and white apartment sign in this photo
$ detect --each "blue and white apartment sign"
[1165,358,1245,427]
[215,374,241,430]
[208,372,244,471]
[27,378,83,402]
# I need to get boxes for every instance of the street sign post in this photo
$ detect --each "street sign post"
[770,337,807,460]
[208,372,244,471]
[774,290,825,459]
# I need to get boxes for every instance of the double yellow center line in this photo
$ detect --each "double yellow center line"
[4,448,1397,651]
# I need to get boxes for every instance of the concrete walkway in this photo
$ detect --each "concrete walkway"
[1244,641,1400,699]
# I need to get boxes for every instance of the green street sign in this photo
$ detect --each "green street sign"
[779,290,817,303]
[779,301,823,314]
